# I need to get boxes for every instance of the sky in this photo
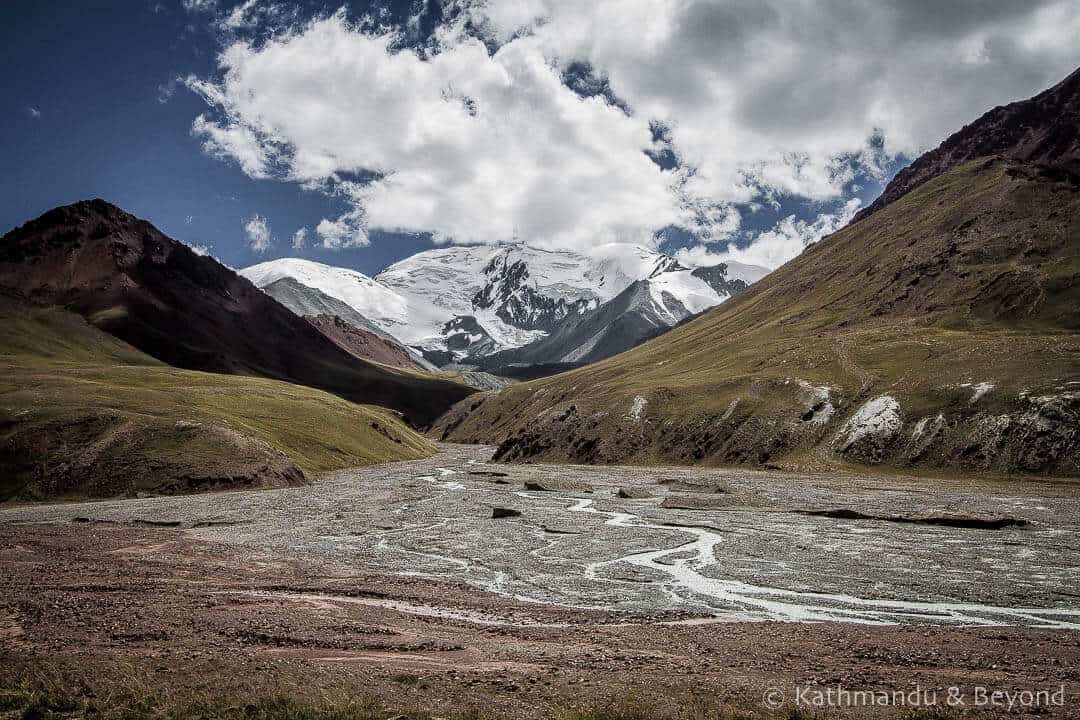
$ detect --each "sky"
[2,1,1078,276]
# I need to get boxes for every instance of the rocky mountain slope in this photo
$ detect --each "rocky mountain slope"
[242,248,767,365]
[0,289,435,501]
[435,156,1080,476]
[260,275,398,339]
[304,314,433,372]
[477,263,752,368]
[260,276,435,372]
[855,65,1080,221]
[0,201,471,426]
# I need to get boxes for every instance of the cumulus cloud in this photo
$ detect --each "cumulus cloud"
[181,0,217,12]
[188,1,1080,260]
[291,227,307,250]
[316,210,369,249]
[677,199,862,270]
[188,11,685,249]
[191,114,273,179]
[243,213,272,252]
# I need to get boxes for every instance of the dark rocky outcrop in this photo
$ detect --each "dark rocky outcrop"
[690,265,750,298]
[473,251,595,333]
[441,315,498,356]
[793,508,1028,530]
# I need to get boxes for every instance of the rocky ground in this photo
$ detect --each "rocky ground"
[2,444,1079,717]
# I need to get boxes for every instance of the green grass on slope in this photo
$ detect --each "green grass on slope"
[531,158,1079,412]
[0,296,435,501]
[437,158,1079,474]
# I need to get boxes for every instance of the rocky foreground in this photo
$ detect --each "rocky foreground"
[2,521,1079,719]
[2,445,1079,717]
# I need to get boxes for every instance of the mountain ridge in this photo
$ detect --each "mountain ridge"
[855,65,1080,222]
[474,262,752,368]
[260,276,436,372]
[243,247,768,366]
[0,200,471,427]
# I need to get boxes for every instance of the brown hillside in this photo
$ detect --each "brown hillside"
[855,65,1080,221]
[305,314,428,372]
[0,200,472,426]
[434,158,1080,476]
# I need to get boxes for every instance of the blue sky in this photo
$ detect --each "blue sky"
[0,1,436,274]
[2,1,1076,274]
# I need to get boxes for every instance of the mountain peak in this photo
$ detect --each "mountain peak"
[0,201,472,426]
[0,196,198,276]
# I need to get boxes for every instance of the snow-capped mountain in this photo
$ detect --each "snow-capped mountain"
[258,276,438,372]
[241,257,415,338]
[471,252,596,332]
[241,246,768,366]
[476,262,758,368]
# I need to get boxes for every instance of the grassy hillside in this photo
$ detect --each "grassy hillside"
[435,158,1080,476]
[0,292,436,501]
[0,200,473,427]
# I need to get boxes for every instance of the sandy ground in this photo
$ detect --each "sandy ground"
[2,445,1080,717]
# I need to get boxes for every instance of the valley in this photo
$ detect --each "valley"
[2,10,1079,717]
[6,445,1077,625]
[437,158,1080,477]
[3,444,1078,717]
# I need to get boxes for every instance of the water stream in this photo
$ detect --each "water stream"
[566,496,1080,627]
[394,467,1080,628]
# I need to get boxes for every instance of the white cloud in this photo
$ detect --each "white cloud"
[291,227,308,250]
[243,213,272,252]
[189,11,685,250]
[316,211,369,249]
[462,0,1079,203]
[221,0,260,29]
[191,113,271,178]
[188,1,1080,257]
[181,0,217,12]
[157,79,178,104]
[677,198,862,270]
[219,0,293,32]
[27,107,41,119]
[182,237,212,256]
